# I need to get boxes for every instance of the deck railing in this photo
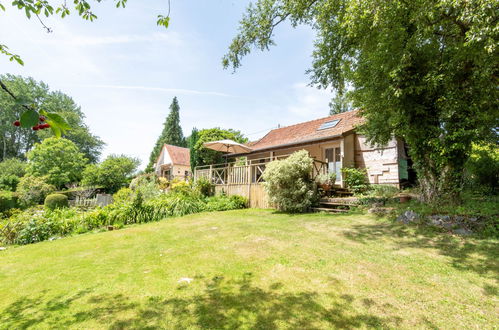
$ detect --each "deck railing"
[194,155,328,185]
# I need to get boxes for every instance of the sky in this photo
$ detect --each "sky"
[0,0,334,168]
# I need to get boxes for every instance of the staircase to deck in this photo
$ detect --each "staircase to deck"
[312,194,357,214]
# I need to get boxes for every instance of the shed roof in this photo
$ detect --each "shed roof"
[163,144,190,166]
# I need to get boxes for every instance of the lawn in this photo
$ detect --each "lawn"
[0,209,497,329]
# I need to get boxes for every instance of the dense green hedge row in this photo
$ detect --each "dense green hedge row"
[0,192,247,245]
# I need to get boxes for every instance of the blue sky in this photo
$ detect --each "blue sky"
[1,0,333,168]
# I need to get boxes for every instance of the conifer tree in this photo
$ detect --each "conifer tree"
[146,97,185,172]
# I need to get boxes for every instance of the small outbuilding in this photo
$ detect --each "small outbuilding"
[154,144,191,181]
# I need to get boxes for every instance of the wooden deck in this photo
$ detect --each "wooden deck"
[195,156,328,208]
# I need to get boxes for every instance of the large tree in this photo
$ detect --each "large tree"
[81,154,139,193]
[26,137,87,188]
[146,96,186,171]
[194,128,248,167]
[0,74,104,162]
[224,0,498,203]
[188,127,200,172]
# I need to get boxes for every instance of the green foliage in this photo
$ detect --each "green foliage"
[146,97,186,171]
[0,159,26,191]
[262,150,316,213]
[113,187,134,204]
[204,195,248,212]
[465,143,499,194]
[189,127,200,172]
[16,175,55,207]
[194,177,215,197]
[0,191,18,213]
[0,75,101,159]
[367,185,400,199]
[329,93,352,115]
[224,0,498,204]
[342,168,369,194]
[44,193,69,211]
[26,137,87,188]
[315,172,336,186]
[129,173,161,199]
[82,155,139,193]
[194,128,248,166]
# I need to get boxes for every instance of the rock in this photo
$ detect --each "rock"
[453,228,472,236]
[442,222,454,230]
[469,217,478,222]
[454,216,465,223]
[0,247,6,251]
[397,210,420,224]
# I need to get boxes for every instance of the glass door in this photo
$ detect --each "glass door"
[325,147,342,182]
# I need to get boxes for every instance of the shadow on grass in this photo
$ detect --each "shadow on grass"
[342,221,499,283]
[0,273,402,329]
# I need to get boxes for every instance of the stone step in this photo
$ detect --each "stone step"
[312,207,349,213]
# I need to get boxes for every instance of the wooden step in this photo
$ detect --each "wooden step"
[320,201,351,207]
[312,207,349,213]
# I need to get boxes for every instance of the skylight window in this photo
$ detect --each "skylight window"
[318,119,340,130]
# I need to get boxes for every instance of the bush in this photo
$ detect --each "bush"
[204,195,247,211]
[465,143,498,194]
[113,187,134,204]
[315,172,336,185]
[82,155,140,193]
[262,150,316,212]
[342,167,369,194]
[194,177,215,197]
[129,173,161,200]
[0,158,27,191]
[44,194,69,210]
[26,137,88,188]
[0,191,18,213]
[368,184,399,198]
[16,176,56,207]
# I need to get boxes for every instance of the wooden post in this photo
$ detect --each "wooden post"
[209,165,213,184]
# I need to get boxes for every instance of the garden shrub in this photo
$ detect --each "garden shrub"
[44,194,69,210]
[204,195,247,211]
[342,167,369,194]
[194,177,215,197]
[368,184,399,198]
[0,191,18,213]
[262,150,316,212]
[113,187,134,204]
[16,176,56,207]
[465,143,498,194]
[0,158,27,191]
[129,173,162,200]
[170,179,192,195]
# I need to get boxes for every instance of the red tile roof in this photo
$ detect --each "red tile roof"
[248,109,364,152]
[164,144,190,166]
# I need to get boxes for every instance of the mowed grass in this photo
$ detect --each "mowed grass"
[0,209,497,329]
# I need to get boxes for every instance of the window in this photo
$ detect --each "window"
[318,119,340,130]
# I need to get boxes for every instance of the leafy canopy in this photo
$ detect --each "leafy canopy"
[225,0,499,203]
[82,154,140,193]
[0,75,104,162]
[194,128,248,166]
[26,137,88,188]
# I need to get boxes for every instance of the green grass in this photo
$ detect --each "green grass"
[0,209,497,329]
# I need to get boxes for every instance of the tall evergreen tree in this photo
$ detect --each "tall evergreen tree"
[146,97,185,172]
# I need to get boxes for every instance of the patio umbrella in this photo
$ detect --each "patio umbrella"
[203,139,252,154]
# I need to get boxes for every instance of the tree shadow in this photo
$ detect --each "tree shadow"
[0,273,402,329]
[342,221,499,281]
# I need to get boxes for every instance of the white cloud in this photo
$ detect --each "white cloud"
[286,83,333,118]
[79,84,231,97]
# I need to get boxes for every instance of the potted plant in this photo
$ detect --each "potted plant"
[316,173,336,192]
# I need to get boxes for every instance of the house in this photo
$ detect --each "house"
[154,144,191,181]
[194,110,412,207]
